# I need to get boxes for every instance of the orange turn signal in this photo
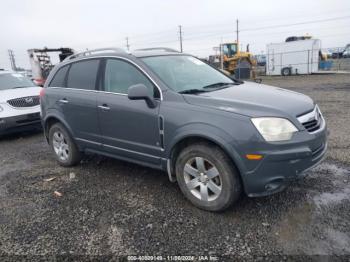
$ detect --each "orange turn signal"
[246,154,263,160]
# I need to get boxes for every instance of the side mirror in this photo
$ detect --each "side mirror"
[128,84,157,108]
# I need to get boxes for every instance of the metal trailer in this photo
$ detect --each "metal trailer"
[266,39,321,76]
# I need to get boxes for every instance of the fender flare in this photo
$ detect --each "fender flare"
[166,123,246,177]
[43,110,75,142]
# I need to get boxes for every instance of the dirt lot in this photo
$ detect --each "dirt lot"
[0,74,349,260]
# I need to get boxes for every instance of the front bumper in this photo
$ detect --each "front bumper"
[241,127,328,197]
[0,112,41,135]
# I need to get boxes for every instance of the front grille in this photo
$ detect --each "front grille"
[7,96,40,108]
[298,106,324,133]
[302,119,320,132]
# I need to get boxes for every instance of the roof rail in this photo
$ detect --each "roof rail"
[65,47,126,60]
[135,47,179,53]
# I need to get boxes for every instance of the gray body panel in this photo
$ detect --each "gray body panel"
[44,88,101,150]
[183,82,314,119]
[41,51,327,197]
[96,92,162,165]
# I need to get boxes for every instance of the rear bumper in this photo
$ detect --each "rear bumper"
[0,113,41,135]
[241,127,328,197]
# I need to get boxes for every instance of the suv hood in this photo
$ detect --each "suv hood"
[183,81,314,118]
[0,86,41,103]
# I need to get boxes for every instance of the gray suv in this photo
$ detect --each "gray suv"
[40,48,327,211]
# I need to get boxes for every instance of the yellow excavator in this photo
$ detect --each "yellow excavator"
[220,42,256,78]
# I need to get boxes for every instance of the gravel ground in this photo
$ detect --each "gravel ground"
[0,73,349,260]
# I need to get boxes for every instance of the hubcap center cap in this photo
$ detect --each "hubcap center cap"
[199,173,208,183]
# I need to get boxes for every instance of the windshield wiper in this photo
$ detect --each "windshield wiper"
[12,86,26,89]
[202,82,232,89]
[202,82,239,89]
[178,89,208,94]
[179,81,241,94]
[231,78,244,84]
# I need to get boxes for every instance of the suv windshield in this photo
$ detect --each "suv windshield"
[0,73,34,90]
[141,55,236,93]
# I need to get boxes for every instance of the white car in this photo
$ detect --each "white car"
[0,70,41,135]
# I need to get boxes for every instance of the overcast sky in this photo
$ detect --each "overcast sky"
[1,0,349,70]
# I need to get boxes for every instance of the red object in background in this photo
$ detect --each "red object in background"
[34,78,45,87]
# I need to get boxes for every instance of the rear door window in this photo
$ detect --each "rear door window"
[67,59,100,90]
[48,65,69,87]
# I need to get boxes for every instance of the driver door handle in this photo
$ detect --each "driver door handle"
[98,104,110,111]
[58,98,68,104]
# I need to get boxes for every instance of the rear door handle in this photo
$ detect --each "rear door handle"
[98,104,110,111]
[58,98,68,104]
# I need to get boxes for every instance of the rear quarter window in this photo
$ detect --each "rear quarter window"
[48,65,69,87]
[66,59,100,90]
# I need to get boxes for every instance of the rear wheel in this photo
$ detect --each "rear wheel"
[49,123,81,167]
[175,142,242,212]
[281,67,292,76]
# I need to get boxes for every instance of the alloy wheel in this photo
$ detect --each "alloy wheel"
[52,131,69,161]
[183,157,222,202]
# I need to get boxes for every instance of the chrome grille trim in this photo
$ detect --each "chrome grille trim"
[297,105,325,134]
[7,96,40,108]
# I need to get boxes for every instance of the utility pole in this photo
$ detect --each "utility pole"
[125,37,130,51]
[8,49,17,71]
[179,25,183,53]
[236,19,239,45]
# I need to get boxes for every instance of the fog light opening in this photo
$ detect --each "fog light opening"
[265,178,284,191]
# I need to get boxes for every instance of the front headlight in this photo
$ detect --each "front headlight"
[251,117,298,142]
[0,105,3,112]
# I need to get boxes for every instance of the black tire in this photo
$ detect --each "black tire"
[175,142,242,212]
[281,67,291,76]
[48,123,81,167]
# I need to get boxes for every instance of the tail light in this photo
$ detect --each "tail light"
[39,88,45,98]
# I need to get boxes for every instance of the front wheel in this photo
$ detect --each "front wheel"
[175,143,242,212]
[49,123,81,167]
